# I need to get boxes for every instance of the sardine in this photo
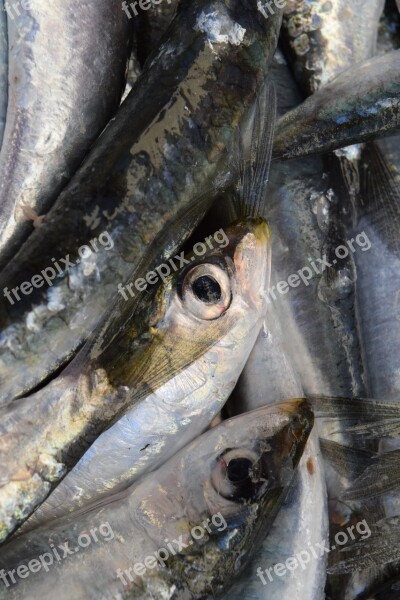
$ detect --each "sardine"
[0,0,132,267]
[0,0,283,404]
[228,310,303,416]
[0,401,313,599]
[18,77,277,533]
[273,50,400,160]
[0,215,271,542]
[0,0,7,149]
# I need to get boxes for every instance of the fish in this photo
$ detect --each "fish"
[273,50,400,161]
[280,0,384,95]
[0,0,7,149]
[0,0,133,267]
[0,401,313,600]
[17,78,277,533]
[0,214,271,543]
[0,0,283,405]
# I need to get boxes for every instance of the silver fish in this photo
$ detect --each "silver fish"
[19,79,277,532]
[0,0,132,266]
[0,216,271,543]
[0,0,283,405]
[0,401,313,599]
[21,228,271,531]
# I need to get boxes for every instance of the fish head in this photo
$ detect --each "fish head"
[94,218,271,395]
[183,398,314,543]
[134,400,313,596]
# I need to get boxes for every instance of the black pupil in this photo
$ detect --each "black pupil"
[227,458,253,483]
[192,275,222,304]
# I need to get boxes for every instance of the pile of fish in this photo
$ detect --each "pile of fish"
[0,0,399,598]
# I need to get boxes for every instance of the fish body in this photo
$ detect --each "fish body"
[273,50,400,160]
[0,0,283,405]
[228,429,327,600]
[0,0,7,149]
[0,217,271,542]
[228,311,303,415]
[350,141,400,400]
[0,401,313,599]
[0,0,132,266]
[280,0,384,95]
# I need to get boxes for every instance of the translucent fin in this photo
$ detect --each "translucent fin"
[234,79,276,219]
[342,450,400,501]
[359,142,400,254]
[328,517,400,575]
[320,439,376,480]
[312,396,400,438]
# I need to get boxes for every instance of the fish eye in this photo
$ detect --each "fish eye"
[192,275,222,304]
[226,458,253,484]
[181,263,231,320]
[211,449,264,501]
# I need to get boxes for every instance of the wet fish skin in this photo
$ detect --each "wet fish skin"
[350,141,400,401]
[0,401,313,600]
[0,0,132,267]
[280,0,384,95]
[227,311,303,416]
[273,50,400,161]
[0,0,283,405]
[0,217,271,542]
[227,429,327,600]
[0,0,7,149]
